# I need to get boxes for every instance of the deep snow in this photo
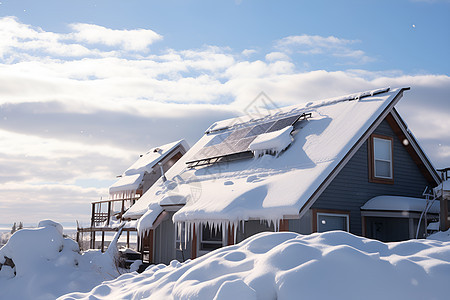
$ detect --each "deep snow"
[2,220,449,300]
[0,220,133,300]
[61,230,450,300]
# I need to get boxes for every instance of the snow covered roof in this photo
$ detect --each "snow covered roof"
[109,173,144,195]
[125,87,415,227]
[109,140,188,196]
[361,195,440,214]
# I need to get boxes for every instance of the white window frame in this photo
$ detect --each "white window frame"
[198,224,224,255]
[373,137,393,179]
[316,212,350,233]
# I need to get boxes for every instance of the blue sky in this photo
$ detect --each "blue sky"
[2,0,449,73]
[0,0,449,228]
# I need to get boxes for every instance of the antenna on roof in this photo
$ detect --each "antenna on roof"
[158,162,167,182]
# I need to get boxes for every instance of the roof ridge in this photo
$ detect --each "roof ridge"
[206,87,391,134]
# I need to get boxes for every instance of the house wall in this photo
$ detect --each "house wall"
[289,210,312,234]
[310,119,430,236]
[235,220,274,243]
[233,214,312,244]
[153,212,176,264]
[153,211,192,264]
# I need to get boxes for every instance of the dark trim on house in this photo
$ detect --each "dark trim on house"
[386,110,440,186]
[227,224,234,246]
[361,209,439,215]
[279,219,289,231]
[368,134,394,184]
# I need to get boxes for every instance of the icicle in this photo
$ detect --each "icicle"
[222,221,226,244]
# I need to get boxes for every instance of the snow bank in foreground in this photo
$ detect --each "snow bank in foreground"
[0,220,125,300]
[61,231,450,300]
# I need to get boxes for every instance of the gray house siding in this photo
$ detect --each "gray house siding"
[235,220,274,243]
[311,119,430,236]
[153,211,192,263]
[153,212,176,264]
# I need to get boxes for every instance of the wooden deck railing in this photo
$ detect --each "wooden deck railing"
[90,191,142,227]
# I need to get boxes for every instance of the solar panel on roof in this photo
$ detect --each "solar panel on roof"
[204,132,230,147]
[266,115,300,132]
[245,121,275,138]
[187,112,312,167]
[226,126,253,141]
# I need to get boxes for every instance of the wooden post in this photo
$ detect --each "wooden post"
[279,219,289,232]
[191,224,197,259]
[439,171,449,231]
[127,230,130,248]
[121,199,125,218]
[101,231,105,252]
[227,224,234,246]
[91,203,95,227]
[107,201,112,225]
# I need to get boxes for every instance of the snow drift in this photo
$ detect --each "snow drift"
[61,230,450,300]
[0,220,127,300]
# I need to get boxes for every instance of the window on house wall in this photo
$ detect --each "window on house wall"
[369,134,394,183]
[314,210,350,233]
[200,224,223,251]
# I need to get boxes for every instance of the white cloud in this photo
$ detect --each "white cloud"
[242,49,257,56]
[0,16,103,58]
[275,34,373,64]
[277,34,354,50]
[68,23,163,51]
[0,17,162,59]
[265,52,290,62]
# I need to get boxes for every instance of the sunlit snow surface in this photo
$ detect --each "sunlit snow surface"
[0,220,129,300]
[61,230,450,300]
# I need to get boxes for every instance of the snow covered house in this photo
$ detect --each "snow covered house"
[123,87,441,264]
[77,140,189,251]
